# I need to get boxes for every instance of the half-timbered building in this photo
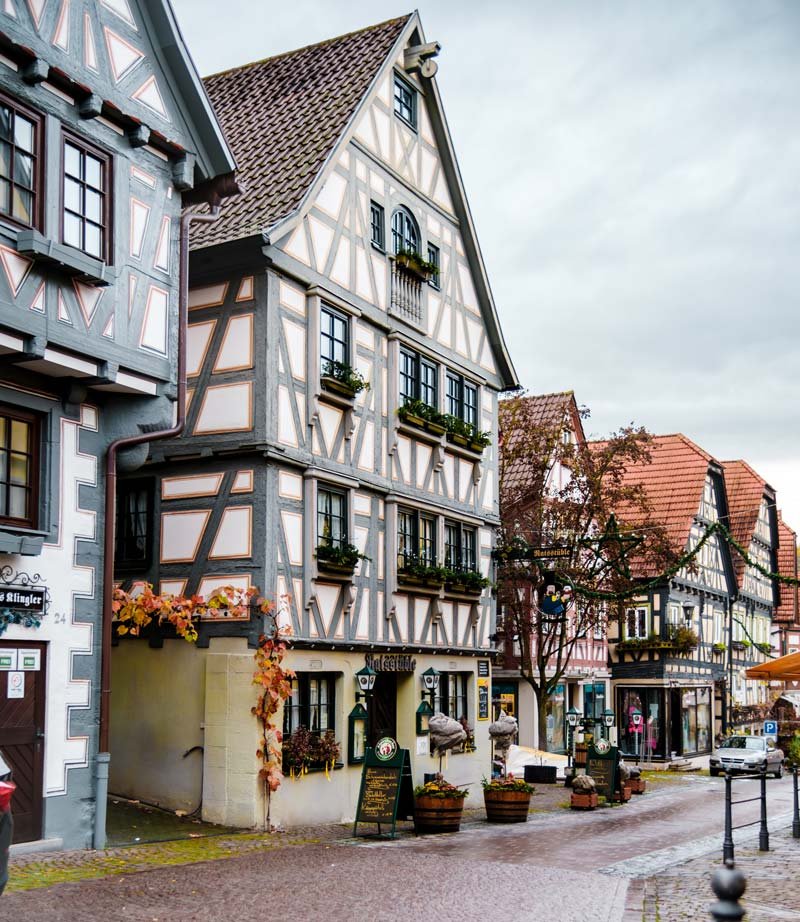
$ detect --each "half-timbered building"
[111,14,517,829]
[722,460,780,731]
[603,434,739,766]
[774,513,799,655]
[494,391,609,750]
[0,0,235,848]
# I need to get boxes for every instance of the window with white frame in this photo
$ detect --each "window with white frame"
[317,485,347,549]
[433,672,470,721]
[624,606,649,640]
[397,507,437,569]
[282,673,337,739]
[667,603,680,628]
[444,520,478,573]
[713,608,724,645]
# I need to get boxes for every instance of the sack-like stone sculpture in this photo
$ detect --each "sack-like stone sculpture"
[618,760,631,783]
[488,711,518,756]
[429,712,467,755]
[572,774,596,793]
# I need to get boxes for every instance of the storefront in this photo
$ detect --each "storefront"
[616,684,712,761]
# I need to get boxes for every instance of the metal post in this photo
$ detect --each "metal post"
[759,765,769,852]
[723,773,734,863]
[636,726,640,764]
[709,859,746,922]
[793,766,800,839]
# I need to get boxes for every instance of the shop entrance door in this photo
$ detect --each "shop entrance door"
[0,641,46,843]
[670,688,683,757]
[368,672,397,747]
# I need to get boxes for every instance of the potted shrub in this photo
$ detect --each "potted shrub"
[444,569,490,596]
[712,642,726,655]
[398,399,446,435]
[482,773,534,823]
[316,542,367,576]
[321,360,369,398]
[413,776,469,833]
[397,560,447,589]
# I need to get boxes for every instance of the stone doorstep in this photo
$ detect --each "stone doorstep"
[9,837,63,856]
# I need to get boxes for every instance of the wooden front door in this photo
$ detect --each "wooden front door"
[368,672,397,747]
[0,641,46,843]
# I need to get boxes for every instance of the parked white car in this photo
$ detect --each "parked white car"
[709,735,784,778]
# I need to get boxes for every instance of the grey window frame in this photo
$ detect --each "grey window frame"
[320,304,349,372]
[427,243,440,289]
[393,73,417,130]
[370,200,385,251]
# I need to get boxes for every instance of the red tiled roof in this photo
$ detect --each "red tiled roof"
[775,513,799,624]
[721,460,773,587]
[499,391,583,499]
[194,15,411,249]
[588,433,713,559]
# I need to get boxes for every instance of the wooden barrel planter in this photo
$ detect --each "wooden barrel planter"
[414,795,465,833]
[484,789,531,823]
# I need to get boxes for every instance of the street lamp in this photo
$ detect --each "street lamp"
[421,667,440,705]
[566,706,580,769]
[682,601,695,625]
[631,708,643,763]
[355,665,377,702]
[348,702,369,764]
[602,708,615,741]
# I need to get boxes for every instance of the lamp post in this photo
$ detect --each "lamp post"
[355,664,377,701]
[603,708,615,742]
[682,601,695,625]
[567,706,580,769]
[352,665,377,755]
[631,708,642,763]
[421,667,440,705]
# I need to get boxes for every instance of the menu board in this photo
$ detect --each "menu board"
[354,742,414,838]
[358,767,401,823]
[586,742,618,798]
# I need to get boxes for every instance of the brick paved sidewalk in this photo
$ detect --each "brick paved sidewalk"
[6,782,573,893]
[628,828,800,921]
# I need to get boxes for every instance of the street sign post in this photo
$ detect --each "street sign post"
[763,720,778,738]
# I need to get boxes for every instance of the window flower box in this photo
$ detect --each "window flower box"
[395,249,437,282]
[316,542,366,576]
[398,565,446,590]
[444,570,491,596]
[321,360,368,399]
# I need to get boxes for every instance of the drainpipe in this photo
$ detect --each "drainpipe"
[93,203,224,849]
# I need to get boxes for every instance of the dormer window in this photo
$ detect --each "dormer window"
[393,74,417,130]
[392,206,419,255]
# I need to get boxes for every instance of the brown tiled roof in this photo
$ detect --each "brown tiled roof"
[194,15,411,249]
[588,433,713,558]
[499,391,583,498]
[775,513,799,624]
[721,460,773,587]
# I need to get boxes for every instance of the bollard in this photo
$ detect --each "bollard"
[709,859,746,922]
[759,765,769,852]
[793,766,800,839]
[722,772,734,863]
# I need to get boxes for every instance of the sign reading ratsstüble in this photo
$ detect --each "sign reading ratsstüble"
[353,739,414,838]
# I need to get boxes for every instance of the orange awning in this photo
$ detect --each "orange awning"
[746,651,800,681]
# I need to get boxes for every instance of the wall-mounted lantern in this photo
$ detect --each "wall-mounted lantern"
[416,699,434,735]
[348,702,369,764]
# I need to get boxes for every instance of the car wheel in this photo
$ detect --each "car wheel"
[710,768,720,777]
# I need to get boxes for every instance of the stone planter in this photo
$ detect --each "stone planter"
[483,789,531,823]
[628,778,646,795]
[414,795,464,833]
[570,791,598,810]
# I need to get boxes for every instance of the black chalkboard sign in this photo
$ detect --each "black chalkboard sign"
[354,740,414,838]
[586,741,618,799]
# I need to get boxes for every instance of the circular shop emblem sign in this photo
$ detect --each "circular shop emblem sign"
[375,737,398,761]
[594,738,611,755]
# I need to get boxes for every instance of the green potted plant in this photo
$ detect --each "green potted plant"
[712,642,727,655]
[397,399,446,435]
[316,542,368,575]
[756,642,772,655]
[394,248,438,281]
[413,776,469,833]
[397,560,447,588]
[444,569,490,596]
[482,773,534,823]
[321,360,369,398]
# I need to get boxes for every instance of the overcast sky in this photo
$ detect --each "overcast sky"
[173,0,800,531]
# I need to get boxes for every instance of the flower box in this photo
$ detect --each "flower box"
[611,784,632,803]
[446,431,470,448]
[317,559,356,577]
[628,777,646,795]
[320,375,356,399]
[570,791,598,810]
[425,419,446,436]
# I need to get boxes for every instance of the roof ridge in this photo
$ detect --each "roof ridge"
[203,13,413,81]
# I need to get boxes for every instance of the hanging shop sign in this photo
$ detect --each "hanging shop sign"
[0,585,46,614]
[364,653,417,673]
[353,739,414,839]
[478,660,490,677]
[0,570,49,636]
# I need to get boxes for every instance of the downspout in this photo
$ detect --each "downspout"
[93,203,223,849]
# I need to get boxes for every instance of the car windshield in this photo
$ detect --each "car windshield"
[721,737,764,751]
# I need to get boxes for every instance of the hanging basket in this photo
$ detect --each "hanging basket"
[483,789,531,823]
[413,795,465,833]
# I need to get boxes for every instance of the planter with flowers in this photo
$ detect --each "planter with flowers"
[482,773,534,823]
[282,726,341,780]
[413,776,469,833]
[321,360,369,399]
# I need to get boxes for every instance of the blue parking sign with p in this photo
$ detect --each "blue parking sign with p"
[764,720,778,737]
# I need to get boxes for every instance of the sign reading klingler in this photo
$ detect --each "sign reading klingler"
[0,585,46,612]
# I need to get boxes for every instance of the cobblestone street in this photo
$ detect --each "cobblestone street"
[2,773,798,921]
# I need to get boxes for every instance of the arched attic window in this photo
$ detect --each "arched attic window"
[391,206,419,255]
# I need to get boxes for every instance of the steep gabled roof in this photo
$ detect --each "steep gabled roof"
[776,513,799,624]
[588,433,716,557]
[722,460,775,587]
[195,16,411,248]
[499,391,584,497]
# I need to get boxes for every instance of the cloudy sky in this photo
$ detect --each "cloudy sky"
[174,0,800,529]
